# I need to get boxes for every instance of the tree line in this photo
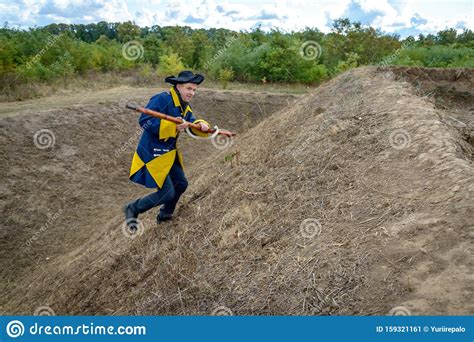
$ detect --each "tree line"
[1,19,473,95]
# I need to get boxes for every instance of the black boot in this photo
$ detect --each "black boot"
[123,203,139,231]
[157,214,172,224]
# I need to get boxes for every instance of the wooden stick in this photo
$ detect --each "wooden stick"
[125,104,236,137]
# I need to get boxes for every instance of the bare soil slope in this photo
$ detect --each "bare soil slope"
[0,87,297,313]
[1,67,472,315]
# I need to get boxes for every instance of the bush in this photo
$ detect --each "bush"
[49,52,75,84]
[296,63,328,84]
[156,52,185,76]
[135,63,155,84]
[333,52,360,74]
[218,67,234,89]
[206,36,253,81]
[393,45,474,67]
[18,62,56,82]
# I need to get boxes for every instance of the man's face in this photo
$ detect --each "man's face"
[176,83,198,102]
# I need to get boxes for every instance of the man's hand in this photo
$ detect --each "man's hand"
[177,121,189,132]
[199,122,209,132]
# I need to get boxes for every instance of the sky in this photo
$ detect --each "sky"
[0,0,472,37]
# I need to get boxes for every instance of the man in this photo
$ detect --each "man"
[124,70,210,230]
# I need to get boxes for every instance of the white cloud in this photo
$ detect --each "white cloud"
[2,0,472,36]
[373,0,472,34]
[357,0,396,15]
[96,0,133,22]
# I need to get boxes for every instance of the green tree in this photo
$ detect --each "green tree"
[436,28,457,45]
[190,30,212,69]
[157,52,185,76]
[218,67,234,89]
[162,26,194,66]
[117,21,140,43]
[143,34,163,66]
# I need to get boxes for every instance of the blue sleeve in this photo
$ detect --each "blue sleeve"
[185,109,197,123]
[138,94,165,135]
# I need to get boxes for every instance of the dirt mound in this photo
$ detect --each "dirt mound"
[1,67,472,315]
[0,87,298,313]
[381,66,474,150]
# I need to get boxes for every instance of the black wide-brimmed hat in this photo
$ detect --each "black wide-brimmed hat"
[165,70,204,85]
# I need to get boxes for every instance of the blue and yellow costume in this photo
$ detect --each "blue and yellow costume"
[124,70,209,226]
[129,86,208,188]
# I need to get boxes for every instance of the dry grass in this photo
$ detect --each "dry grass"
[1,66,473,316]
[1,70,316,103]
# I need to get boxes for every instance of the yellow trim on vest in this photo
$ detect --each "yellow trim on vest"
[146,150,177,188]
[159,119,177,140]
[190,119,211,138]
[184,105,191,116]
[129,151,145,177]
[170,87,181,108]
[177,149,184,170]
